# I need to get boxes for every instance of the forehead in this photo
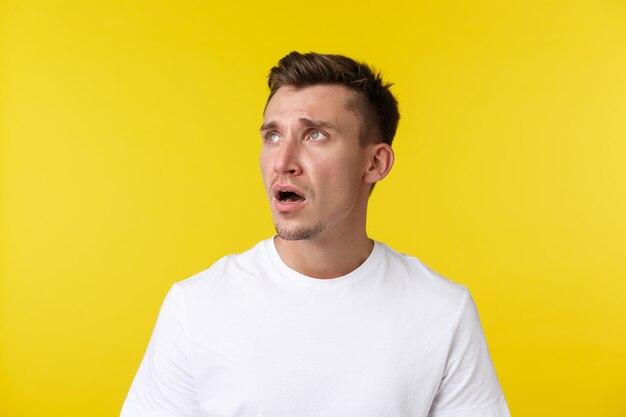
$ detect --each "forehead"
[264,84,361,125]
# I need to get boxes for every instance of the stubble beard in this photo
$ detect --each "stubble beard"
[274,221,327,241]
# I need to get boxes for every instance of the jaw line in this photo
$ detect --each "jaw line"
[274,220,326,241]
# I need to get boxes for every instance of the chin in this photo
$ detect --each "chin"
[274,222,326,241]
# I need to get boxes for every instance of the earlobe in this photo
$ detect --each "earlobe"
[363,144,394,184]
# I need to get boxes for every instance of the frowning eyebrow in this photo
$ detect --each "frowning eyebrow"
[260,118,338,132]
[259,121,279,131]
[299,118,337,130]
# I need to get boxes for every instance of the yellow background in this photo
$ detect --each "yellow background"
[2,1,625,416]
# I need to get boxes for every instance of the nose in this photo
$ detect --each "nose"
[273,137,303,177]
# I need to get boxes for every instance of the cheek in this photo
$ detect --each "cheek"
[259,154,272,182]
[316,157,364,198]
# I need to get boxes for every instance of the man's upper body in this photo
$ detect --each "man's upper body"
[121,52,510,417]
[121,238,509,417]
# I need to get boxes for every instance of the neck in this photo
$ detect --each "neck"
[274,230,374,279]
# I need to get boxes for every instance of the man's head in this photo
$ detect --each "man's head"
[266,51,400,147]
[260,52,398,242]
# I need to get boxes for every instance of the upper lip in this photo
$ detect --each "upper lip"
[272,183,306,200]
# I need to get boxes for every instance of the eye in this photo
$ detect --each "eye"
[309,130,328,141]
[264,132,280,143]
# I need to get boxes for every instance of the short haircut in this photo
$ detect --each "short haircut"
[267,51,400,147]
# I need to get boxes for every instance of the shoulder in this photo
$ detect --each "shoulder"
[375,241,469,316]
[173,238,272,297]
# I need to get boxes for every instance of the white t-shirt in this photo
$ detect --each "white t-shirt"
[121,238,510,417]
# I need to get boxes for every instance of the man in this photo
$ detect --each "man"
[121,52,510,417]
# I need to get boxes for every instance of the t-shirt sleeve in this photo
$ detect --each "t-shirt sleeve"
[428,290,511,417]
[120,284,202,417]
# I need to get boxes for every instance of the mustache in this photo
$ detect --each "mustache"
[270,177,311,195]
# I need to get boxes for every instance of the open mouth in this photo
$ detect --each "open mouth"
[278,190,305,203]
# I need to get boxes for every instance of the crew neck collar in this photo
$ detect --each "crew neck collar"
[264,236,381,286]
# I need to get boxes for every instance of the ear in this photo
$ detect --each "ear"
[363,143,394,184]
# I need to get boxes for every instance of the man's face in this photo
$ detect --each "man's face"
[260,84,370,241]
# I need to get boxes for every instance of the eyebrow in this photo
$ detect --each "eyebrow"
[260,118,338,132]
[259,121,279,131]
